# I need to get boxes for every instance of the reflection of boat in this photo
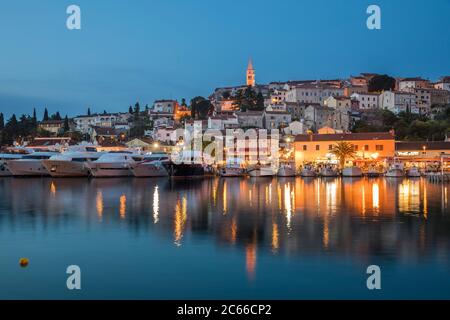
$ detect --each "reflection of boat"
[300,164,316,177]
[130,152,169,177]
[247,164,275,177]
[385,163,404,178]
[342,166,363,177]
[320,165,338,177]
[42,151,103,177]
[86,153,142,177]
[0,154,25,176]
[407,166,421,178]
[277,162,296,177]
[6,152,58,176]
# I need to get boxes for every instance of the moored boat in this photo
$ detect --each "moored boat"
[385,163,404,178]
[5,152,58,176]
[0,154,25,176]
[407,166,421,178]
[130,152,170,177]
[247,163,275,177]
[277,162,296,177]
[320,165,339,177]
[300,164,317,177]
[342,166,363,177]
[42,151,103,177]
[86,152,142,177]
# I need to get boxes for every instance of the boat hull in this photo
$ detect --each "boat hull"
[42,160,90,177]
[0,161,13,176]
[220,167,245,177]
[130,163,169,177]
[342,167,363,177]
[385,169,404,178]
[6,160,50,176]
[277,166,296,177]
[86,162,133,177]
[166,164,205,177]
[248,167,275,177]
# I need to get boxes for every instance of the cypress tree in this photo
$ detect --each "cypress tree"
[43,108,49,121]
[0,113,4,130]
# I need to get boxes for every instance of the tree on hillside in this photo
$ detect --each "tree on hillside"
[232,86,264,112]
[0,113,4,130]
[32,108,37,125]
[43,108,49,121]
[87,108,91,116]
[190,96,214,120]
[51,112,62,120]
[368,74,396,92]
[63,115,70,132]
[129,106,133,114]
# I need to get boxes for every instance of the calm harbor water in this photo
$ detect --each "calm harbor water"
[0,176,449,299]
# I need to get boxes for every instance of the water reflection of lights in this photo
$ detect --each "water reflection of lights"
[272,222,279,252]
[231,218,237,244]
[223,181,227,215]
[372,183,379,211]
[153,186,159,224]
[174,196,187,246]
[50,182,56,196]
[423,182,428,219]
[399,180,420,213]
[323,218,329,249]
[246,242,257,280]
[96,191,103,220]
[119,194,127,219]
[284,184,292,231]
[325,181,337,215]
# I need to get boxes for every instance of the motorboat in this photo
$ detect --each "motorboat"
[247,163,275,177]
[5,152,58,176]
[300,164,317,177]
[366,165,383,177]
[407,166,421,178]
[385,162,404,178]
[42,151,104,177]
[219,157,246,177]
[130,152,170,177]
[277,162,296,177]
[320,165,339,177]
[86,153,143,177]
[0,154,25,176]
[342,166,363,177]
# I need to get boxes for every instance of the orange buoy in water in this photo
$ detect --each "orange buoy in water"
[19,258,29,267]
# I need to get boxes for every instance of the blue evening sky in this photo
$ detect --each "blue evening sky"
[0,0,449,118]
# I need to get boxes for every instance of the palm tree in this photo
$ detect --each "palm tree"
[330,141,357,169]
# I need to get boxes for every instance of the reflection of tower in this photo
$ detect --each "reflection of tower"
[246,58,255,87]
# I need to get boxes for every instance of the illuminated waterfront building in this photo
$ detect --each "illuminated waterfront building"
[294,131,395,165]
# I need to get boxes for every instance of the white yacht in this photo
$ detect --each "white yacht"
[86,152,143,177]
[342,166,363,177]
[5,152,58,176]
[385,163,404,178]
[320,165,339,177]
[219,158,246,177]
[42,151,104,177]
[129,152,170,177]
[0,154,25,176]
[300,164,317,177]
[277,162,296,177]
[247,163,275,177]
[407,166,421,178]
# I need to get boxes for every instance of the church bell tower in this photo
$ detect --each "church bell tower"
[246,58,255,87]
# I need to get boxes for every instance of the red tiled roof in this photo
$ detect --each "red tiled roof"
[295,132,394,142]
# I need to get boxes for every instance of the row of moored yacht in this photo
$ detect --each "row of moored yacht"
[0,147,180,178]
